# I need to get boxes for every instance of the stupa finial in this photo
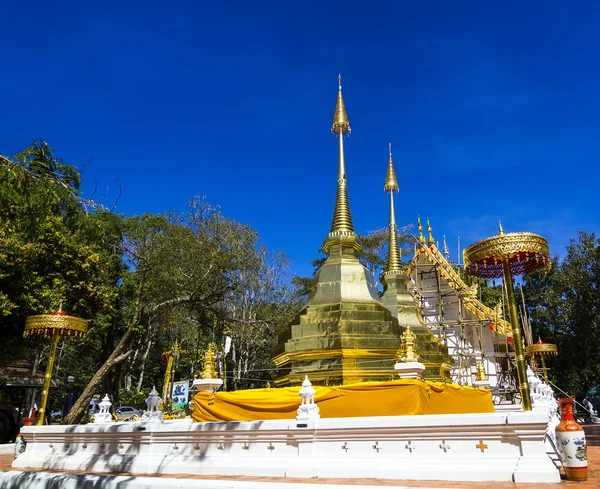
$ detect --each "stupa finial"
[327,75,355,240]
[427,218,434,246]
[384,143,399,193]
[498,220,504,235]
[331,74,351,135]
[384,145,402,273]
[418,216,425,245]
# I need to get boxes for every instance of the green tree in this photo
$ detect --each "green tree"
[0,143,122,361]
[222,247,302,389]
[64,198,282,423]
[524,231,600,397]
[0,142,126,423]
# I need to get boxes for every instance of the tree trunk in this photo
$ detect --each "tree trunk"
[27,347,42,417]
[136,336,153,392]
[63,324,135,424]
[63,287,192,424]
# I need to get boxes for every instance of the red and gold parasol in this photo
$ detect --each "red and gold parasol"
[463,224,551,411]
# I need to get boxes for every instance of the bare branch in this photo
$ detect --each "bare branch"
[110,176,122,212]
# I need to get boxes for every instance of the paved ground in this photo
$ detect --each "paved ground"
[1,425,599,487]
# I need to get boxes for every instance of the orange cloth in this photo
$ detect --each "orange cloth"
[192,379,493,422]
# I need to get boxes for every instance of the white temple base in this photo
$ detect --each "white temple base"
[12,411,560,483]
[474,380,491,389]
[193,378,223,392]
[0,472,459,489]
[394,361,425,379]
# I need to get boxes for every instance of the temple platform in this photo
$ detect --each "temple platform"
[7,410,560,485]
[5,424,600,488]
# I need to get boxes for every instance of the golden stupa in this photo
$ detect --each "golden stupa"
[273,77,452,386]
[193,77,492,423]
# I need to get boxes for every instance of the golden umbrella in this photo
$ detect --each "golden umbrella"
[525,338,558,384]
[24,308,88,426]
[463,223,550,411]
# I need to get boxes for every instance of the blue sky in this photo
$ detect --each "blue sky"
[2,1,599,277]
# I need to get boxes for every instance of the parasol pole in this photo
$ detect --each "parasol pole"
[519,285,533,346]
[37,330,60,426]
[501,257,532,411]
[540,354,549,384]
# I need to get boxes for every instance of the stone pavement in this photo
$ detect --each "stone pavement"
[1,425,599,487]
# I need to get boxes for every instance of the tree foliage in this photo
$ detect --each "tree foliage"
[0,142,122,363]
[1,142,302,425]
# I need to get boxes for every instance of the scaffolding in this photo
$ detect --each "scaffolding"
[409,247,519,402]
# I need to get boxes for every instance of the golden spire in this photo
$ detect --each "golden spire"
[427,218,434,246]
[498,220,504,235]
[384,143,399,192]
[384,144,402,273]
[418,216,425,245]
[331,74,351,135]
[328,74,355,237]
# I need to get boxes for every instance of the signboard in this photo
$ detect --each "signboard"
[169,381,189,411]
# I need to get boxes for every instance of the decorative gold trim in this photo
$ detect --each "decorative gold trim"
[273,347,400,367]
[417,216,425,245]
[427,219,434,247]
[24,312,89,338]
[525,343,558,355]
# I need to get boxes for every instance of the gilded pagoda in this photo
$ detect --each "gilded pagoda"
[274,77,452,386]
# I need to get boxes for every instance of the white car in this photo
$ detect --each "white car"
[115,406,142,420]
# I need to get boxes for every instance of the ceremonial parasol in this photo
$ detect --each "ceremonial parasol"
[526,338,558,384]
[463,223,550,411]
[24,308,88,425]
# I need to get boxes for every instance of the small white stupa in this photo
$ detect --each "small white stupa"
[296,375,320,421]
[92,394,112,424]
[141,386,163,424]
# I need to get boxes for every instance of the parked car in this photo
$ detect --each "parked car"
[115,406,141,420]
